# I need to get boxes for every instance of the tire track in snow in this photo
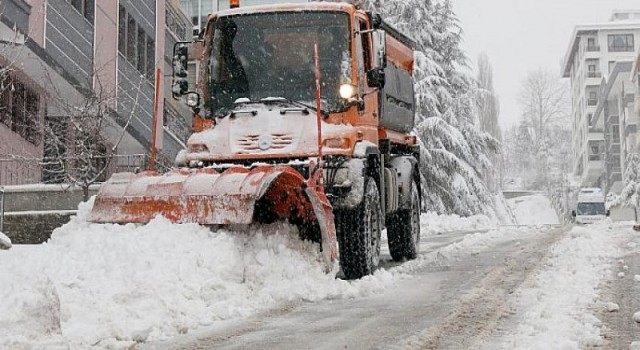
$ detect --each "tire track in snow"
[400,226,569,350]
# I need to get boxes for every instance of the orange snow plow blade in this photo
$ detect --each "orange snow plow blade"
[89,165,337,269]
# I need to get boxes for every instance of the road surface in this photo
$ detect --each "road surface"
[144,226,569,350]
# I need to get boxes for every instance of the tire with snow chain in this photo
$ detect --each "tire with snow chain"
[386,180,420,261]
[336,177,382,280]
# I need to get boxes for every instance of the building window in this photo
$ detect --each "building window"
[166,7,188,40]
[137,27,146,74]
[146,36,155,79]
[118,6,126,55]
[608,34,634,52]
[126,15,137,66]
[587,91,597,106]
[586,37,599,51]
[69,0,95,23]
[118,7,155,79]
[0,74,41,145]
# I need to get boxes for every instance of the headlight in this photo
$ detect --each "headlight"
[339,84,357,99]
[186,92,200,107]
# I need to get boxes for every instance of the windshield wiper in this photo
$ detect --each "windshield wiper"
[259,97,328,118]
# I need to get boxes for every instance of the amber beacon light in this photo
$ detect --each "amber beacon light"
[230,0,240,8]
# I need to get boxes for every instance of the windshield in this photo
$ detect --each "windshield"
[207,11,351,116]
[576,202,606,216]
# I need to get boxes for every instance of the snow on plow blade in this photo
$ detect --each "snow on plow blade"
[89,165,337,269]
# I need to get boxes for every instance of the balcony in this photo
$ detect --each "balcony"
[587,71,602,78]
[587,98,598,106]
[586,45,600,52]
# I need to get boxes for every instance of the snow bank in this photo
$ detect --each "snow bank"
[508,194,560,225]
[500,223,630,349]
[420,211,495,236]
[0,231,11,249]
[0,198,395,348]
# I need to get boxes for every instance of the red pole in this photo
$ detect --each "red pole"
[150,68,161,171]
[313,44,323,191]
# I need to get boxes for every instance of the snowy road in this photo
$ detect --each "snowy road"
[144,226,567,350]
[3,195,639,349]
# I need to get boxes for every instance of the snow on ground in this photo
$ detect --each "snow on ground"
[419,211,495,236]
[498,222,633,349]
[0,199,396,348]
[508,194,560,225]
[0,199,516,348]
[0,230,11,250]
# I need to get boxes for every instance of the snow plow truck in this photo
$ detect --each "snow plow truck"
[89,2,421,279]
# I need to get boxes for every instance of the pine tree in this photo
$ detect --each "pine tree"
[616,153,640,209]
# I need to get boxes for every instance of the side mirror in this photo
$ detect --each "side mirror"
[571,210,576,217]
[368,13,383,30]
[172,43,190,98]
[371,30,387,69]
[367,68,385,89]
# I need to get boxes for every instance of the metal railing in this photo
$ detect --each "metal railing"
[0,187,4,232]
[587,98,598,106]
[587,71,602,78]
[586,45,600,52]
[0,154,173,187]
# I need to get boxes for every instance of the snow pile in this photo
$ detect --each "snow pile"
[0,199,395,348]
[500,223,628,349]
[420,211,495,236]
[508,194,560,225]
[0,231,11,249]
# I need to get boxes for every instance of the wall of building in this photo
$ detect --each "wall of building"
[45,0,95,88]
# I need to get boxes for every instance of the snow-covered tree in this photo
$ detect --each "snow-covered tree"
[476,53,501,142]
[614,153,640,209]
[500,68,570,191]
[518,68,569,151]
[363,0,498,215]
[41,67,143,200]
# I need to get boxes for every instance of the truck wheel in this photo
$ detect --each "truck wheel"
[336,178,382,279]
[387,180,420,261]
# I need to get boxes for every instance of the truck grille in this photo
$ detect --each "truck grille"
[236,133,294,152]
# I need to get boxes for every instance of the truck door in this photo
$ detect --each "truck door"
[355,15,379,127]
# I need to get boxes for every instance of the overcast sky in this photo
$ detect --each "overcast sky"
[452,0,640,130]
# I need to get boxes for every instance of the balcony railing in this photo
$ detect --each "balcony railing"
[587,71,602,78]
[588,154,601,161]
[587,98,598,106]
[0,154,172,187]
[586,45,600,52]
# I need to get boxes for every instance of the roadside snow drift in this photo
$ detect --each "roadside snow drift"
[508,194,560,225]
[0,199,395,348]
[499,223,630,349]
[0,231,11,250]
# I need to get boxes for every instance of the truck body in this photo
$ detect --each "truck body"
[90,2,421,279]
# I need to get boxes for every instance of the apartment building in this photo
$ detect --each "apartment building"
[562,11,640,189]
[592,61,637,194]
[0,0,192,185]
[179,0,307,31]
[634,49,640,115]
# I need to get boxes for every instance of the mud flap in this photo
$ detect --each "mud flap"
[305,187,338,272]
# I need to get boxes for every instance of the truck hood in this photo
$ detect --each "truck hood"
[184,104,355,162]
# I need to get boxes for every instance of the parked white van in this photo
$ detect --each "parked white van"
[572,188,609,224]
